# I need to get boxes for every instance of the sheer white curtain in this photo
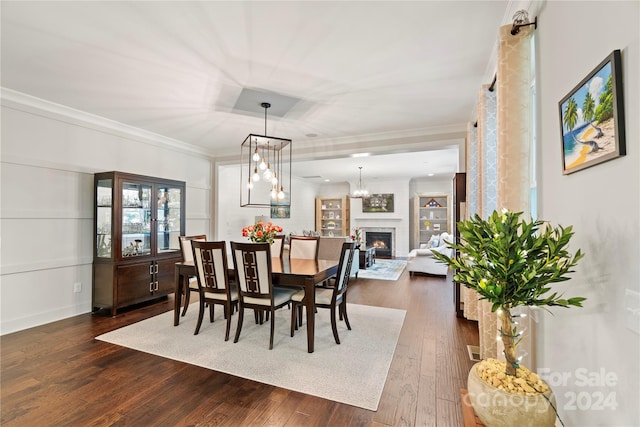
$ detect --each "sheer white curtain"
[462,23,534,363]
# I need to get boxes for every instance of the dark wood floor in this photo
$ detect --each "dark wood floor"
[1,270,478,426]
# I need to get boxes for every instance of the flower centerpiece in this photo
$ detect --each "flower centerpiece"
[432,208,585,427]
[242,221,283,244]
[350,227,362,247]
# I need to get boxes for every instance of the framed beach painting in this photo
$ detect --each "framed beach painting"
[559,49,626,175]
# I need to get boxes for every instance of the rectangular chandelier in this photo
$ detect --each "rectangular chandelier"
[240,134,292,208]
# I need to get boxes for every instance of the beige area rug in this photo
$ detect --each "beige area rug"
[96,303,405,410]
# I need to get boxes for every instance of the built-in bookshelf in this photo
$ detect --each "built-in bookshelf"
[315,196,350,237]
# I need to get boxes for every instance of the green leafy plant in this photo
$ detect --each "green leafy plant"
[432,209,585,376]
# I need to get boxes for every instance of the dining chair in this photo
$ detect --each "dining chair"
[230,242,297,350]
[290,241,356,344]
[191,241,238,340]
[270,235,285,258]
[289,235,319,259]
[178,234,207,316]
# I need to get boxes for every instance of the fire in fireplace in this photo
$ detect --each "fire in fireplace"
[366,232,392,258]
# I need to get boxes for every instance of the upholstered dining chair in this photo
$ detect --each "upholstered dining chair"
[290,241,356,344]
[270,235,285,258]
[288,235,319,259]
[191,241,238,340]
[178,234,207,316]
[230,242,297,350]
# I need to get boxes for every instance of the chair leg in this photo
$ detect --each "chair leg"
[297,305,304,329]
[182,288,191,316]
[330,305,341,345]
[194,297,205,335]
[224,302,233,341]
[269,309,275,350]
[233,306,245,343]
[209,303,215,322]
[341,300,352,330]
[290,302,297,337]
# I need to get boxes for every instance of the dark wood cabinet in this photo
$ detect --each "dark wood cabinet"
[92,171,185,315]
[453,172,466,318]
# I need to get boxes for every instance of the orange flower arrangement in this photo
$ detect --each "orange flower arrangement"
[242,221,283,244]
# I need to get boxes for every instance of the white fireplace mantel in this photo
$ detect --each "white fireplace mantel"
[352,217,403,221]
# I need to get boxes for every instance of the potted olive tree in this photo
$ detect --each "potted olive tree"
[432,208,585,427]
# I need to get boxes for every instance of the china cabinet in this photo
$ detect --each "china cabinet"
[413,194,450,248]
[315,196,350,237]
[93,171,185,315]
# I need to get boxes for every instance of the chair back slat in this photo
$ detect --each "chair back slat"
[192,241,230,294]
[179,234,207,263]
[289,236,319,259]
[231,242,273,301]
[334,242,356,295]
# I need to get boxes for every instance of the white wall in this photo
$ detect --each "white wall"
[537,2,639,426]
[0,91,213,334]
[215,163,319,247]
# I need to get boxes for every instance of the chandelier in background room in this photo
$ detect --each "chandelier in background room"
[351,166,370,198]
[241,102,292,207]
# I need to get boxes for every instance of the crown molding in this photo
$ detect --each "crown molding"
[1,87,214,159]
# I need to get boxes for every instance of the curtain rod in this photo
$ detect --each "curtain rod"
[511,15,538,35]
[488,74,497,92]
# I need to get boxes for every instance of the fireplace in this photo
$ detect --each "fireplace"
[366,231,392,258]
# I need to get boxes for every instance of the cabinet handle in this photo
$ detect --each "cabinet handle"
[155,264,159,274]
[149,264,153,275]
[154,281,159,291]
[149,282,154,293]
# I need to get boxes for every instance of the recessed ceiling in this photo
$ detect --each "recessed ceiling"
[0,1,517,179]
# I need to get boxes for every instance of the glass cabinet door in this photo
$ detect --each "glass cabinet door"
[96,179,113,258]
[156,185,182,253]
[122,182,152,257]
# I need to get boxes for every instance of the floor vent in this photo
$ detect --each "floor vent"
[467,345,481,362]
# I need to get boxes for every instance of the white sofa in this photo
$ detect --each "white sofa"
[407,232,453,277]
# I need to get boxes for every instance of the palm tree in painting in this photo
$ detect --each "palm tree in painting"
[582,92,603,138]
[563,97,579,137]
[563,96,601,154]
[595,75,614,123]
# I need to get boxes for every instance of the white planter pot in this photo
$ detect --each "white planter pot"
[467,362,557,427]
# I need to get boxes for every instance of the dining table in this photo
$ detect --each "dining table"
[174,257,339,353]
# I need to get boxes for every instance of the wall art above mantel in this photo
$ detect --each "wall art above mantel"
[362,193,394,213]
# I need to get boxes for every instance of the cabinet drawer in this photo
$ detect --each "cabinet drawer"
[155,258,178,294]
[117,262,154,305]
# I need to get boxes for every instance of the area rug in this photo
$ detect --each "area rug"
[96,303,405,411]
[357,259,407,281]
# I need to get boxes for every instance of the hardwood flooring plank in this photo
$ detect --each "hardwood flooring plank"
[436,397,463,427]
[1,270,478,426]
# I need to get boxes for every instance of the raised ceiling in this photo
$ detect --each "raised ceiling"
[1,1,519,180]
